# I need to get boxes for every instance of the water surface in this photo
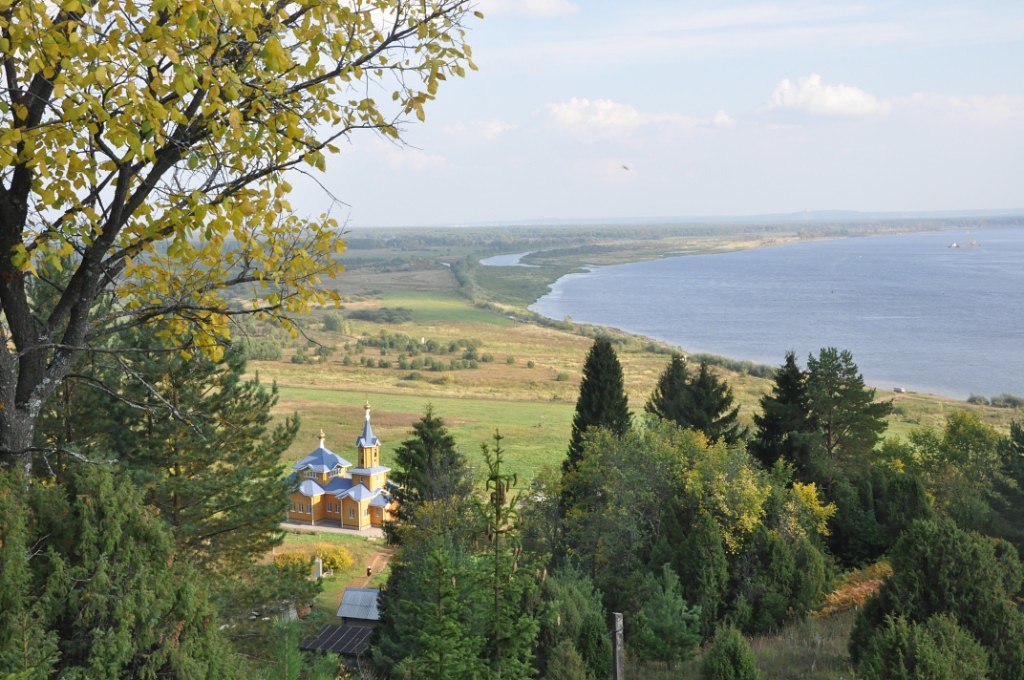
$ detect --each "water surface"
[531,229,1024,398]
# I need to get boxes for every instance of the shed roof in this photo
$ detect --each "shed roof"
[299,624,373,657]
[337,588,380,621]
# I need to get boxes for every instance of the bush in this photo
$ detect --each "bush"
[545,640,590,680]
[322,313,342,331]
[506,355,516,364]
[238,337,282,361]
[527,360,536,368]
[849,518,1024,678]
[274,550,313,570]
[313,543,354,572]
[555,372,571,382]
[347,307,413,323]
[856,615,988,680]
[701,626,760,680]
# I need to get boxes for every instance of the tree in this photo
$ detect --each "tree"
[0,466,239,677]
[645,353,691,426]
[856,615,988,680]
[0,0,478,473]
[35,330,298,569]
[749,351,814,471]
[630,565,701,669]
[390,405,473,532]
[701,626,761,680]
[564,338,631,475]
[804,348,892,474]
[849,518,1024,678]
[678,359,747,445]
[536,566,611,680]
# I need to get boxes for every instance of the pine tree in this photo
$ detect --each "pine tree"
[565,338,631,473]
[390,405,473,530]
[645,353,691,425]
[683,360,748,446]
[749,351,815,471]
[805,348,893,472]
[38,330,298,569]
[677,514,730,640]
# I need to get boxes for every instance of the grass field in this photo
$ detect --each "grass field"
[256,283,1018,484]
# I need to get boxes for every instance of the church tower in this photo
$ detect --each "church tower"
[355,402,380,469]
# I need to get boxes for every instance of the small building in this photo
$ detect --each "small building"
[286,404,397,530]
[337,588,381,628]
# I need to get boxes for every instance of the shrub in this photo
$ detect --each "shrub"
[555,372,570,382]
[322,313,342,331]
[274,551,313,570]
[238,337,282,361]
[545,640,589,680]
[856,614,988,680]
[701,626,760,680]
[347,307,413,323]
[313,543,354,572]
[506,355,516,364]
[527,360,536,368]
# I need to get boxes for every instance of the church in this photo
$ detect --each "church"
[286,404,396,530]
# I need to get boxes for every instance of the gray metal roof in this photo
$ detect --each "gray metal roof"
[299,624,373,657]
[297,479,326,497]
[292,446,352,473]
[337,588,380,621]
[349,466,391,476]
[343,484,375,502]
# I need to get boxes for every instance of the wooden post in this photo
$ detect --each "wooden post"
[613,612,625,680]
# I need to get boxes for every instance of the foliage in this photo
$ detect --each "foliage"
[564,337,631,478]
[681,359,748,445]
[849,518,1024,678]
[239,337,284,361]
[36,331,297,569]
[729,526,828,635]
[0,0,477,472]
[545,640,591,680]
[630,565,702,669]
[661,511,730,639]
[389,405,473,538]
[825,466,932,566]
[274,551,314,571]
[700,626,761,680]
[348,307,415,324]
[0,466,238,677]
[749,351,815,470]
[855,615,988,680]
[536,566,611,680]
[804,348,893,475]
[312,543,353,573]
[390,543,487,680]
[645,352,691,426]
[322,313,342,332]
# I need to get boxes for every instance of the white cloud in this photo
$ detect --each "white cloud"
[713,110,737,129]
[370,138,448,172]
[546,97,700,140]
[446,119,517,140]
[765,74,890,117]
[481,0,579,19]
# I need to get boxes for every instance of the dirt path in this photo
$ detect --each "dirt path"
[348,546,396,588]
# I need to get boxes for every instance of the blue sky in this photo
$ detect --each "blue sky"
[298,1,1024,227]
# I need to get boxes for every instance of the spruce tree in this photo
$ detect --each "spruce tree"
[630,565,702,669]
[565,337,631,474]
[645,353,691,425]
[390,405,473,530]
[749,351,815,471]
[683,360,747,446]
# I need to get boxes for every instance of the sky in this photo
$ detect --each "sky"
[294,0,1024,228]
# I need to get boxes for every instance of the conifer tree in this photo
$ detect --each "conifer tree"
[750,351,815,470]
[390,405,473,530]
[805,347,893,472]
[565,338,631,473]
[683,360,748,445]
[37,329,297,569]
[0,466,239,677]
[645,353,691,424]
[631,565,702,669]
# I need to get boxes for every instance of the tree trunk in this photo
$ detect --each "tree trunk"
[0,404,37,476]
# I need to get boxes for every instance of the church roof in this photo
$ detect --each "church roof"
[324,477,353,495]
[350,466,391,476]
[293,446,352,473]
[355,405,379,448]
[298,479,326,497]
[369,494,390,508]
[343,484,375,502]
